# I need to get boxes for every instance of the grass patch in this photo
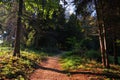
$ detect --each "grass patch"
[60,51,120,79]
[61,55,86,70]
[0,47,47,79]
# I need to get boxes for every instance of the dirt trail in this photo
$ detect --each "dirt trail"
[30,55,88,80]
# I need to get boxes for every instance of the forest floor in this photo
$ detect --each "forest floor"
[0,47,120,80]
[0,48,120,80]
[29,54,100,80]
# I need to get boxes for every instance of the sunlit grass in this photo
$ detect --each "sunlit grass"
[60,56,85,70]
[60,51,120,79]
[0,47,47,79]
[0,47,12,56]
[61,55,103,71]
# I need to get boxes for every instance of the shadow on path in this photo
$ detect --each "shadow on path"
[21,55,120,79]
[32,62,120,79]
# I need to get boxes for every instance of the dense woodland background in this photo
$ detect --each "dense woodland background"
[0,0,120,79]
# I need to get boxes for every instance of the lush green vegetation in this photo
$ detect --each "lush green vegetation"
[0,47,47,79]
[60,51,120,79]
[0,48,120,79]
[0,0,120,79]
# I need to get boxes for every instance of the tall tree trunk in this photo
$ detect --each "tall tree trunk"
[99,26,106,67]
[13,0,23,57]
[101,0,110,68]
[94,0,106,67]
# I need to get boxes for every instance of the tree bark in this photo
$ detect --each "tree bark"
[94,0,106,67]
[103,26,110,68]
[100,0,110,68]
[13,0,23,57]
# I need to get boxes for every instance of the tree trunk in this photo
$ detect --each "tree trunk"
[94,0,106,67]
[13,0,23,57]
[100,0,110,68]
[103,26,110,68]
[99,26,106,67]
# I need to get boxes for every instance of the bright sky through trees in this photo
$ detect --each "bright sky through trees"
[60,0,96,18]
[60,0,75,19]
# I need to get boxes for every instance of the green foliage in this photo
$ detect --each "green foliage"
[61,55,85,70]
[60,51,120,79]
[40,47,59,54]
[61,50,101,71]
[23,0,99,51]
[25,0,59,19]
[66,37,100,59]
[1,57,31,79]
[0,47,12,56]
[61,51,100,71]
[26,30,35,47]
[0,41,11,47]
[66,37,78,48]
[61,51,102,70]
[0,49,47,79]
[85,50,101,61]
[117,39,120,46]
[108,56,120,64]
[23,0,63,50]
[79,37,99,50]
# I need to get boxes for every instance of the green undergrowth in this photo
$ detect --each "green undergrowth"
[0,47,47,80]
[60,51,102,70]
[60,51,120,79]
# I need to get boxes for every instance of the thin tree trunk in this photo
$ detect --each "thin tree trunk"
[103,26,110,68]
[99,26,106,67]
[13,0,23,57]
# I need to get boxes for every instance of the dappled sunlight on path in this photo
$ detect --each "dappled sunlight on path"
[30,55,88,80]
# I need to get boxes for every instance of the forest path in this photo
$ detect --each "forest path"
[30,54,88,80]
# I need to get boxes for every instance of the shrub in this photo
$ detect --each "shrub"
[85,50,101,61]
[0,50,47,79]
[61,56,85,70]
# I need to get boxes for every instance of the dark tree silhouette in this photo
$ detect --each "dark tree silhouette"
[13,0,23,57]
